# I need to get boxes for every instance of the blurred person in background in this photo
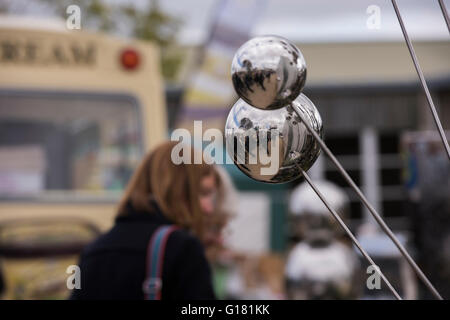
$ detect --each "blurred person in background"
[407,140,450,299]
[285,180,362,299]
[285,239,360,299]
[70,141,224,300]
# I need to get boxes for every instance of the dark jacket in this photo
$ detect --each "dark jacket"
[70,201,216,300]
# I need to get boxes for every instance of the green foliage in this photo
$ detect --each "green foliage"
[120,1,184,81]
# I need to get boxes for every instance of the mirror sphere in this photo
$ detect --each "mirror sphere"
[224,93,322,184]
[231,35,307,110]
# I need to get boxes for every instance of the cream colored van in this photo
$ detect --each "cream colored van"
[0,18,167,299]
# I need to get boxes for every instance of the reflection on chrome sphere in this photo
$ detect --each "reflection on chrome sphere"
[225,94,323,184]
[231,35,307,110]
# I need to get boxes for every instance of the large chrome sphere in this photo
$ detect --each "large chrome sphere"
[225,93,323,184]
[231,35,307,110]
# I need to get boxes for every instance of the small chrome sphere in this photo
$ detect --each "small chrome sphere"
[231,35,307,110]
[224,93,322,184]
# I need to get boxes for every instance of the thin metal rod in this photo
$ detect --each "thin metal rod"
[300,168,402,300]
[391,0,450,160]
[438,0,450,34]
[292,103,443,300]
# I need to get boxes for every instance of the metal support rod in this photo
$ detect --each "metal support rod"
[291,103,443,300]
[391,0,450,160]
[438,0,450,34]
[300,168,402,300]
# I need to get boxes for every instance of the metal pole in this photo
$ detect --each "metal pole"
[291,103,443,300]
[300,168,402,300]
[391,0,450,160]
[438,0,450,34]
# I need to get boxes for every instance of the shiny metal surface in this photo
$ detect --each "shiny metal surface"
[225,93,322,183]
[231,35,307,110]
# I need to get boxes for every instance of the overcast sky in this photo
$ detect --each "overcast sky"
[3,0,450,44]
[160,0,450,44]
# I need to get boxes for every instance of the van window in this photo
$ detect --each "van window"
[0,92,143,199]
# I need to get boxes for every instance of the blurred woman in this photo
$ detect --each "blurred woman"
[71,141,223,300]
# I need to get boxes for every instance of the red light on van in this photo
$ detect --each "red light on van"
[120,48,140,70]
